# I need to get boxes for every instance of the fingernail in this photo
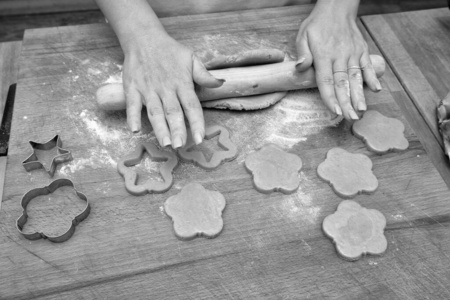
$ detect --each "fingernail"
[172,136,183,149]
[357,102,367,111]
[162,136,171,147]
[295,57,306,67]
[193,132,203,145]
[217,78,226,83]
[130,124,140,133]
[349,109,359,120]
[375,80,382,91]
[334,104,342,116]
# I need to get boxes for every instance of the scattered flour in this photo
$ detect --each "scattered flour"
[225,89,342,163]
[60,148,117,176]
[87,68,102,76]
[275,172,321,224]
[104,72,123,84]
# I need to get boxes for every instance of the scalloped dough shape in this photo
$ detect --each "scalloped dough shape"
[178,125,238,170]
[352,110,409,154]
[201,92,287,111]
[323,200,387,261]
[164,183,226,240]
[317,148,378,198]
[245,144,302,194]
[117,142,178,195]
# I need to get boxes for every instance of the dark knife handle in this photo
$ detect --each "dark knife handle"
[0,83,17,156]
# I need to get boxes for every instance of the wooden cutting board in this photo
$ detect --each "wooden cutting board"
[1,6,449,299]
[362,8,450,185]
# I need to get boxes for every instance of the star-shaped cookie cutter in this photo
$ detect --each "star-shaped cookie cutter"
[22,135,72,177]
[16,178,90,243]
[178,125,238,170]
[117,142,179,196]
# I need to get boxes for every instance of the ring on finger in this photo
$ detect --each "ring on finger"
[332,69,347,74]
[347,66,361,70]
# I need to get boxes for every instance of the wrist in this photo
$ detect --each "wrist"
[312,0,360,20]
[118,21,169,54]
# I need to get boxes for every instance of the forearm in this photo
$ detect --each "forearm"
[94,0,168,52]
[312,0,360,19]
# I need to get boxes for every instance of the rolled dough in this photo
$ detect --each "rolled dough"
[317,148,378,198]
[117,142,178,195]
[201,92,287,110]
[178,125,238,170]
[244,144,303,194]
[352,110,409,154]
[203,48,285,69]
[164,182,226,240]
[322,200,387,261]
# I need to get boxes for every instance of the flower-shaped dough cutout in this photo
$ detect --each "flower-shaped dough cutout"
[317,148,378,199]
[164,183,226,240]
[352,110,409,154]
[245,144,303,194]
[323,200,387,261]
[178,125,238,170]
[118,142,178,195]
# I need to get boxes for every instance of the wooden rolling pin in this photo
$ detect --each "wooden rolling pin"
[97,54,385,111]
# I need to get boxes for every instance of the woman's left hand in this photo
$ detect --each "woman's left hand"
[295,0,382,120]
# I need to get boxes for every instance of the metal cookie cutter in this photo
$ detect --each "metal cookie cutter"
[22,135,72,177]
[17,178,90,243]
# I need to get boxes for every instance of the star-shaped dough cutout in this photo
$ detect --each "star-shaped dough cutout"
[22,135,72,177]
[117,142,178,195]
[317,148,378,198]
[178,125,238,170]
[164,183,226,240]
[245,144,303,194]
[323,200,387,261]
[352,110,409,154]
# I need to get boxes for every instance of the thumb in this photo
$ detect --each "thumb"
[295,35,313,72]
[192,56,225,88]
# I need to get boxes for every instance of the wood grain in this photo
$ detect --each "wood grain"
[362,8,450,186]
[0,41,21,124]
[0,41,21,205]
[1,6,449,299]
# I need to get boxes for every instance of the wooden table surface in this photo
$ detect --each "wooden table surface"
[362,8,450,187]
[1,6,450,299]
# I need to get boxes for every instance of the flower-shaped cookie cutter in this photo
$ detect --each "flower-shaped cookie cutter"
[245,143,303,194]
[164,182,226,240]
[178,125,238,170]
[22,135,72,177]
[323,200,387,261]
[352,110,409,154]
[117,142,178,195]
[317,148,378,198]
[16,178,90,243]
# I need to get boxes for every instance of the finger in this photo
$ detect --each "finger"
[124,84,142,133]
[314,59,341,116]
[347,58,366,112]
[177,86,205,145]
[143,90,172,147]
[333,61,358,120]
[361,52,382,92]
[295,34,313,72]
[160,91,186,149]
[192,56,225,88]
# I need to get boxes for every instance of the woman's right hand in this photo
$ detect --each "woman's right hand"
[123,32,224,148]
